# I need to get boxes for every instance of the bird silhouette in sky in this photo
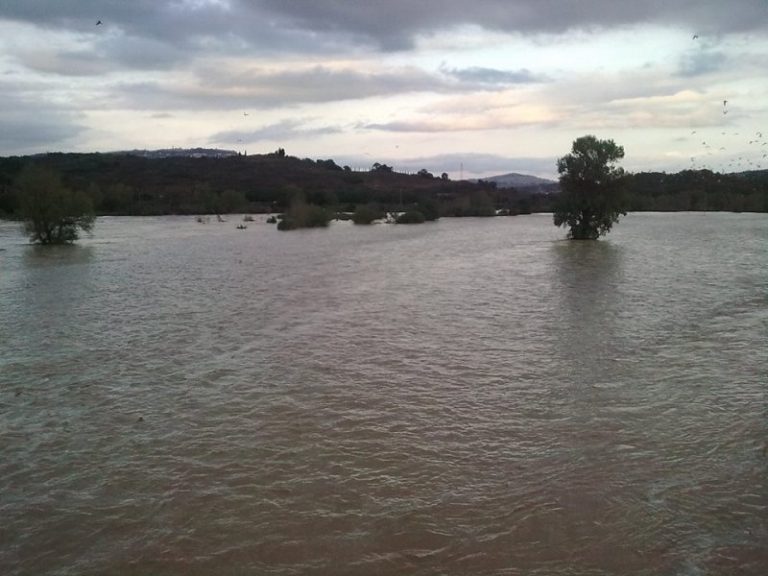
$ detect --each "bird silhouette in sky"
[96,20,102,25]
[693,34,699,39]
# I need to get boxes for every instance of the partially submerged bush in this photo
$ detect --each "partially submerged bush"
[395,210,426,224]
[416,198,440,221]
[352,203,384,225]
[276,201,331,230]
[17,165,95,244]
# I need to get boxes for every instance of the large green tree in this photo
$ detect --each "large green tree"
[17,165,95,244]
[554,135,627,239]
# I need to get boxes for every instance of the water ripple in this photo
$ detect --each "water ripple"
[1,214,767,575]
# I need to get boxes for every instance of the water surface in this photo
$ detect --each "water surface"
[1,213,766,575]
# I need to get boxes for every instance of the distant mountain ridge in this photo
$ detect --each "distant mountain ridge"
[478,172,559,193]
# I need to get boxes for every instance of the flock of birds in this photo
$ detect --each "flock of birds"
[690,127,767,173]
[681,34,765,174]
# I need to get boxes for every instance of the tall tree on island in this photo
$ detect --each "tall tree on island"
[554,135,627,239]
[16,165,95,245]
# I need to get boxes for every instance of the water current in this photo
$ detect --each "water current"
[1,213,766,575]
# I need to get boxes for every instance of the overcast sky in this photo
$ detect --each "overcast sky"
[1,0,767,178]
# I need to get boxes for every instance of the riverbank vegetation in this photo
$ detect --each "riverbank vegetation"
[1,152,767,229]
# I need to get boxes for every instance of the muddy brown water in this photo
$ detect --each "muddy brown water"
[1,213,766,575]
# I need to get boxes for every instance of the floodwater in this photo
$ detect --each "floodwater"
[1,213,766,575]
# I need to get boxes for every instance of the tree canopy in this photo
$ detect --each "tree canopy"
[554,135,627,239]
[17,165,95,244]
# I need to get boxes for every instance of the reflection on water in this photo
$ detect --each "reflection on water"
[0,214,766,575]
[550,240,625,368]
[22,244,95,266]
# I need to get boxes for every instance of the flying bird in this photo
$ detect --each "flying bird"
[693,34,699,39]
[96,20,102,25]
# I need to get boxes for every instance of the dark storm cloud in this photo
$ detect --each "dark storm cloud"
[256,0,768,50]
[0,0,358,59]
[2,1,765,57]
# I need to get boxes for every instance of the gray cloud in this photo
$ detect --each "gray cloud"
[440,65,546,85]
[210,119,342,144]
[361,118,549,133]
[98,35,188,71]
[677,50,728,77]
[2,1,766,60]
[257,0,768,51]
[15,49,110,77]
[362,121,449,133]
[0,85,86,154]
[0,1,367,61]
[199,65,447,102]
[0,116,84,154]
[112,63,523,111]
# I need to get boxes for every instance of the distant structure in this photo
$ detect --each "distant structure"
[122,147,239,159]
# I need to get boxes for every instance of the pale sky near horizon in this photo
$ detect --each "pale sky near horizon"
[1,1,767,179]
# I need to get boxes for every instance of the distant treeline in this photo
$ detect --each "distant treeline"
[0,152,547,217]
[623,170,768,212]
[1,152,767,218]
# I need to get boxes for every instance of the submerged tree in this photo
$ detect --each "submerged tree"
[554,135,627,239]
[351,203,384,225]
[276,196,331,230]
[17,165,95,244]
